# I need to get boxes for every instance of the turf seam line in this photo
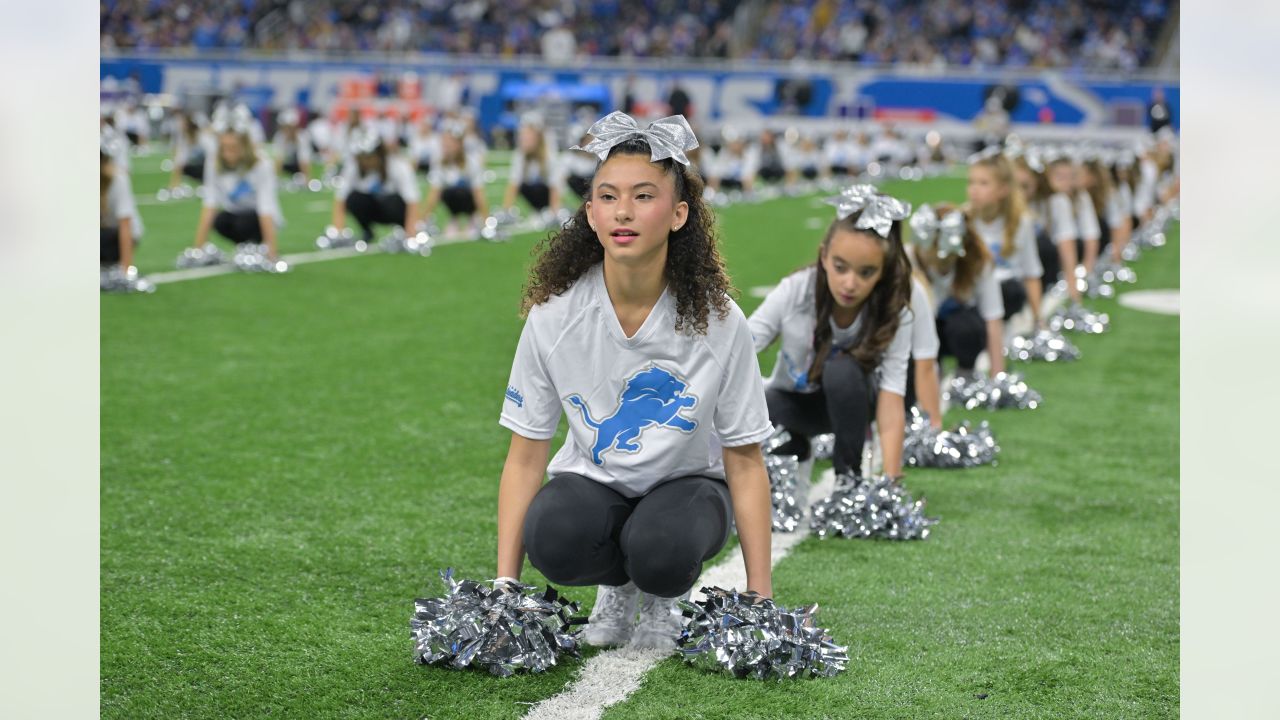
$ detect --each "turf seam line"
[521,469,839,720]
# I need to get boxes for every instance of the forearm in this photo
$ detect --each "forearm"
[549,187,562,213]
[496,435,550,580]
[403,200,419,231]
[501,185,517,210]
[1025,277,1043,325]
[474,187,490,218]
[723,444,773,598]
[423,189,440,220]
[986,319,1005,375]
[877,391,905,477]
[914,358,943,428]
[331,199,346,229]
[1056,240,1080,302]
[118,218,134,269]
[259,215,278,255]
[194,206,215,246]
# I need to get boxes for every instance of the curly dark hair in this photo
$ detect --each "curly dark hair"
[519,138,733,335]
[808,210,913,384]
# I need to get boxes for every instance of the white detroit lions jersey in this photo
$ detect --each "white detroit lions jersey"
[202,155,284,226]
[747,266,914,397]
[499,263,774,498]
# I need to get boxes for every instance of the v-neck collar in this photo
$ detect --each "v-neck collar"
[594,264,670,348]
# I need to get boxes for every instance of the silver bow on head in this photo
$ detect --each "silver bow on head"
[571,111,699,166]
[909,203,938,245]
[823,184,912,238]
[935,210,968,259]
[966,145,1003,165]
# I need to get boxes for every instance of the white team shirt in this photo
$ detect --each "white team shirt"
[909,279,939,360]
[824,138,865,169]
[202,154,285,226]
[272,130,314,166]
[102,172,144,237]
[1047,192,1078,245]
[428,153,485,189]
[921,261,1004,322]
[500,264,773,497]
[508,150,566,187]
[563,150,597,179]
[1075,191,1100,241]
[335,155,421,203]
[408,132,439,165]
[747,266,914,397]
[713,146,759,182]
[972,213,1043,282]
[1110,183,1133,228]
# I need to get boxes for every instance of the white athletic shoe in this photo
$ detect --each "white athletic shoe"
[583,581,641,647]
[628,591,686,651]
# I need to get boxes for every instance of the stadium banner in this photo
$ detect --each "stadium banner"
[101,53,1178,134]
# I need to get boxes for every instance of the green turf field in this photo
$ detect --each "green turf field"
[102,148,1179,719]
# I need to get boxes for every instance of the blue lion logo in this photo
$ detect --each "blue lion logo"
[567,366,698,465]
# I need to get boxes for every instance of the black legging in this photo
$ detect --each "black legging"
[1000,278,1027,320]
[519,182,550,210]
[567,175,592,200]
[523,474,732,598]
[101,227,121,264]
[765,352,873,477]
[345,191,407,240]
[937,306,987,371]
[1037,228,1061,288]
[441,186,478,216]
[213,210,262,244]
[182,152,205,183]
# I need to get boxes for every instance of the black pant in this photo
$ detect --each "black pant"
[720,178,745,191]
[1037,228,1060,287]
[441,186,477,216]
[282,157,302,175]
[1000,278,1027,320]
[765,353,872,476]
[101,227,121,264]
[523,474,733,598]
[182,153,205,182]
[213,210,262,244]
[519,182,550,211]
[345,191,407,240]
[759,165,785,183]
[937,305,987,371]
[567,175,592,200]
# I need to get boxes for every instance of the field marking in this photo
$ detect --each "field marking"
[1117,288,1178,315]
[522,470,838,720]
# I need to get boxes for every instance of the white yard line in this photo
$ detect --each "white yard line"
[523,469,838,720]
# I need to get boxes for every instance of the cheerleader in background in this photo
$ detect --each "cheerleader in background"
[563,125,598,201]
[501,115,565,222]
[750,186,915,479]
[822,127,864,179]
[707,130,759,194]
[330,127,421,245]
[184,119,286,264]
[755,130,788,185]
[909,205,1006,380]
[165,109,205,193]
[101,137,144,274]
[422,123,490,239]
[407,116,439,175]
[272,108,314,185]
[1022,153,1086,307]
[1109,151,1138,262]
[1080,152,1127,266]
[967,151,1044,326]
[1067,153,1104,278]
[903,278,943,429]
[785,132,825,190]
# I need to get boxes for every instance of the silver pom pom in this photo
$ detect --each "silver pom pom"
[315,225,363,251]
[231,243,289,273]
[943,372,1042,410]
[1006,330,1082,363]
[677,586,848,680]
[810,433,836,461]
[809,474,938,540]
[380,226,434,256]
[1049,304,1110,334]
[411,569,582,677]
[902,408,999,468]
[99,264,156,294]
[175,243,227,269]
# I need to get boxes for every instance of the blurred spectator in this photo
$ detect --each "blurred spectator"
[100,0,1170,70]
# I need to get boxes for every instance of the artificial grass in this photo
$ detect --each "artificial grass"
[102,161,1178,719]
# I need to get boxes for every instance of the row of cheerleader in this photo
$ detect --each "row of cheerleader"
[404,111,1179,678]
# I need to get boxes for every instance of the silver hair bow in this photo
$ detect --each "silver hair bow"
[571,111,699,166]
[967,145,1003,165]
[909,203,938,245]
[935,210,968,259]
[823,184,912,238]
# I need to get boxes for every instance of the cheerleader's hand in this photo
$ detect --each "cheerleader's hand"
[492,576,522,594]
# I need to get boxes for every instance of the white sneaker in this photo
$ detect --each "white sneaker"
[628,591,686,651]
[583,582,641,647]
